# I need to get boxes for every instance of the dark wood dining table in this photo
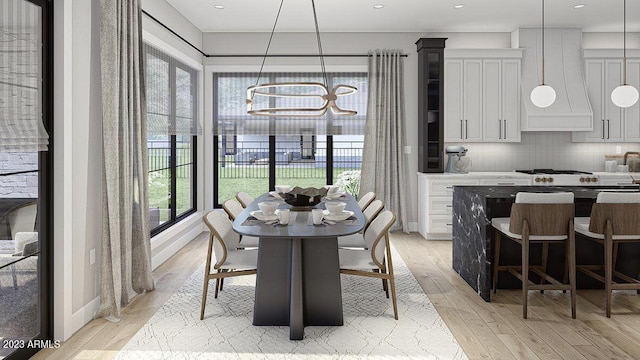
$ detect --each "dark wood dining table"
[232,192,365,340]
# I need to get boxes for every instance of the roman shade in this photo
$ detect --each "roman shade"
[0,0,49,152]
[213,72,367,136]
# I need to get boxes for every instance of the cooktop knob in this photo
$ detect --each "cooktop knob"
[591,177,598,182]
[580,177,585,182]
[535,177,541,182]
[548,177,554,182]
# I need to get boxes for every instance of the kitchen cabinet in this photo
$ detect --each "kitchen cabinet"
[444,49,522,143]
[573,52,640,142]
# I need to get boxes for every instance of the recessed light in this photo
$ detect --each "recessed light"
[373,4,384,9]
[453,4,465,9]
[213,4,225,9]
[573,4,585,9]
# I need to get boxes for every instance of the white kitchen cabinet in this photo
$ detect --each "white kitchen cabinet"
[573,55,638,142]
[483,60,521,142]
[445,50,522,143]
[444,60,482,141]
[479,178,532,186]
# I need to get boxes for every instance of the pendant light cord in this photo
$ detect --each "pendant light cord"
[254,0,285,89]
[623,0,627,85]
[542,0,545,85]
[311,0,329,87]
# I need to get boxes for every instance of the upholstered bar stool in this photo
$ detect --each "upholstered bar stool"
[574,192,640,317]
[491,192,576,319]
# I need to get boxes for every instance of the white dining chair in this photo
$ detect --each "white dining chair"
[574,192,640,317]
[339,210,398,319]
[222,199,259,248]
[357,192,376,211]
[201,210,258,320]
[338,199,384,249]
[235,192,254,208]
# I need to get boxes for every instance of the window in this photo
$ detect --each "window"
[212,72,367,205]
[144,44,198,235]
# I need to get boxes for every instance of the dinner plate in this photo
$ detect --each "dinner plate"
[250,210,279,221]
[268,191,284,199]
[322,210,354,221]
[324,190,346,200]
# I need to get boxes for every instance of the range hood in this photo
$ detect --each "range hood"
[512,28,593,131]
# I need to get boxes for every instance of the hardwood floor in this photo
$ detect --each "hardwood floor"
[33,232,640,359]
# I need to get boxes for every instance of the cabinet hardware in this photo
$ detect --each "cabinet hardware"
[465,120,468,139]
[498,119,502,139]
[607,119,610,139]
[497,182,515,185]
[446,223,453,226]
[618,182,632,185]
[446,205,452,207]
[446,186,453,189]
[602,119,605,139]
[503,120,507,139]
[460,120,463,139]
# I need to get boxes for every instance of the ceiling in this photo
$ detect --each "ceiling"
[165,0,640,33]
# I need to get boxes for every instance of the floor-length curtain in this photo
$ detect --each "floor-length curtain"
[97,0,154,320]
[360,49,409,232]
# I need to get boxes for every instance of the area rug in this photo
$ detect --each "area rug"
[116,247,467,359]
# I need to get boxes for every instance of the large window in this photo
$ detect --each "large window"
[144,44,198,235]
[213,72,367,205]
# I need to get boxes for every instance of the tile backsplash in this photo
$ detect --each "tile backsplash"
[445,132,640,172]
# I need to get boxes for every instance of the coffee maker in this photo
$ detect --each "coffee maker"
[444,145,470,173]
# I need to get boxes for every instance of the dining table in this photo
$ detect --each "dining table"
[232,192,365,340]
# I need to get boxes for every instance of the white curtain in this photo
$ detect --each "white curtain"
[97,0,154,321]
[360,50,409,232]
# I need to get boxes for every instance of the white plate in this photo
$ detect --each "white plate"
[325,190,346,200]
[250,210,279,221]
[322,210,354,221]
[269,191,284,199]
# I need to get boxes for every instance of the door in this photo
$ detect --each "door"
[482,60,502,141]
[625,60,640,141]
[605,60,624,141]
[502,60,521,141]
[574,60,606,142]
[462,60,483,141]
[444,60,464,141]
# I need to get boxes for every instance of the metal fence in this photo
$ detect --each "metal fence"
[148,147,192,178]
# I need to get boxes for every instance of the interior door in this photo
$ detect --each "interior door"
[502,60,521,142]
[482,60,501,141]
[444,60,464,141]
[605,60,624,141]
[624,60,640,141]
[462,60,483,141]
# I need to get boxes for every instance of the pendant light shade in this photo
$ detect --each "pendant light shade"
[612,0,639,108]
[531,85,557,108]
[531,0,556,108]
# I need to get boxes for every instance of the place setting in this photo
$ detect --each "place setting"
[308,201,359,226]
[242,201,293,226]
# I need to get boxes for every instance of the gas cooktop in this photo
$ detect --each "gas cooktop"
[515,169,593,175]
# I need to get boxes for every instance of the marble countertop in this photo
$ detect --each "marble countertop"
[416,172,532,179]
[453,185,640,199]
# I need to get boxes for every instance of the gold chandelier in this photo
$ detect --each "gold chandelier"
[246,0,358,117]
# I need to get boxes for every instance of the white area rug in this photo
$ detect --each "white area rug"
[117,247,467,359]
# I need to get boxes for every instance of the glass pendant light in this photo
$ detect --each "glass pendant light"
[611,0,639,108]
[530,0,556,108]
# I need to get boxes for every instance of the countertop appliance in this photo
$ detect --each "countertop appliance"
[444,146,469,174]
[515,169,600,186]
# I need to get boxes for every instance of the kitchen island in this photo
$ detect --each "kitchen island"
[452,186,640,301]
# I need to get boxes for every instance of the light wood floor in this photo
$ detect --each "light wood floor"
[33,232,640,360]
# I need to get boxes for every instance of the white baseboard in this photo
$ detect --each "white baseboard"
[65,295,100,340]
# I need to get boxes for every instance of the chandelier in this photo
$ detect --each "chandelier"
[246,0,358,117]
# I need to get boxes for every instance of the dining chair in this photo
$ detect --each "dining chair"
[235,192,254,208]
[491,192,576,319]
[574,192,640,317]
[4,201,37,290]
[201,210,258,320]
[339,210,398,319]
[338,199,384,249]
[222,199,259,248]
[357,192,376,211]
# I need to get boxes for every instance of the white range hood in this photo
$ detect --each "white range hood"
[512,28,593,131]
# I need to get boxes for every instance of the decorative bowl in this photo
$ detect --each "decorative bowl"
[257,201,280,216]
[283,187,328,210]
[324,201,347,215]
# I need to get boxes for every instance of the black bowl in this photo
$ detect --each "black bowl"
[283,187,328,209]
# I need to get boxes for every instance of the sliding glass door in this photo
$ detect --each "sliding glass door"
[0,0,53,359]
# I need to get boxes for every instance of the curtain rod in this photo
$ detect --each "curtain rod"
[141,9,408,59]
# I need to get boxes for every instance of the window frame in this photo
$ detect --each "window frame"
[144,44,198,236]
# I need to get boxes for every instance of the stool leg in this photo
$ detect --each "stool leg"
[605,237,613,318]
[612,242,619,279]
[563,241,570,294]
[522,228,530,319]
[540,242,549,294]
[568,234,576,319]
[493,231,501,294]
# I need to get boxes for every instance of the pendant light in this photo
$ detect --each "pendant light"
[530,0,556,108]
[246,0,357,117]
[611,0,639,108]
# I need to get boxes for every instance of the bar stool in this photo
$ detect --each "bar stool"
[574,192,640,317]
[491,192,576,319]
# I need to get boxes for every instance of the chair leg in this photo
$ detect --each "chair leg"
[493,231,501,294]
[522,231,530,319]
[540,242,549,294]
[214,269,222,299]
[563,241,570,293]
[605,237,613,318]
[201,236,215,320]
[381,266,389,298]
[384,241,399,320]
[220,270,226,291]
[568,235,576,319]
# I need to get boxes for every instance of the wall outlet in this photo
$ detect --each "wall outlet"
[89,248,96,265]
[616,146,622,154]
[404,145,412,154]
